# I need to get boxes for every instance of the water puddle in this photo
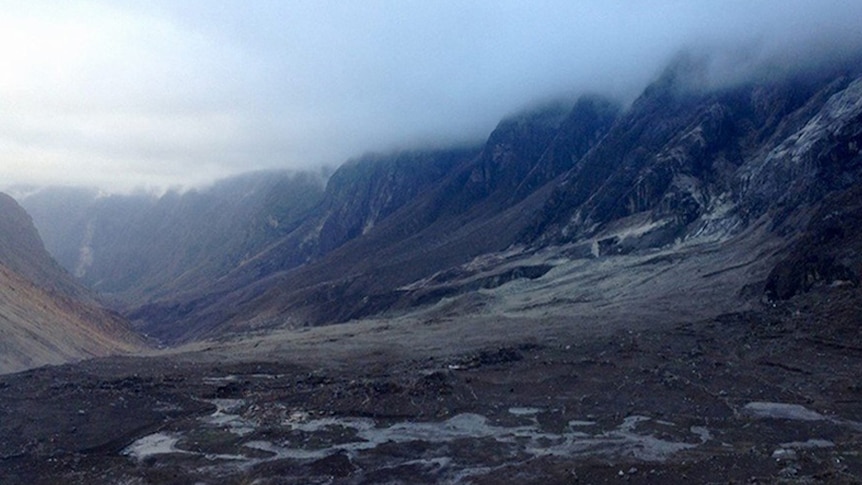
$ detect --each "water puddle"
[771,438,835,462]
[122,432,187,461]
[123,432,250,463]
[124,403,711,480]
[779,439,834,449]
[252,412,709,463]
[202,398,255,436]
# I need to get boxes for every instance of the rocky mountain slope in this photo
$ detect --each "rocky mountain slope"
[17,56,862,346]
[0,193,145,374]
[126,57,861,342]
[119,97,621,341]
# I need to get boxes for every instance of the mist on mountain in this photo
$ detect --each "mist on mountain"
[3,1,862,192]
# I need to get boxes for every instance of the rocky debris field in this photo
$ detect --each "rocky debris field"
[1,286,861,484]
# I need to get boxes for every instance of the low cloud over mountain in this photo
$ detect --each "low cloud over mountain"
[2,1,862,192]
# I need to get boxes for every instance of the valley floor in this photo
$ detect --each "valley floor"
[1,282,861,484]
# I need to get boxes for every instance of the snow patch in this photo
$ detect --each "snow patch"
[122,432,187,461]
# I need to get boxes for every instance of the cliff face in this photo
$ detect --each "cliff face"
[523,63,862,256]
[312,147,478,255]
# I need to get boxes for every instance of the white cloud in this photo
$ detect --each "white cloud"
[2,0,862,192]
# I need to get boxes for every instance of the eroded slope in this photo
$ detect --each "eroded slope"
[0,193,145,374]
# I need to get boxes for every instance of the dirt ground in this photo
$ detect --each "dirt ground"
[1,280,861,484]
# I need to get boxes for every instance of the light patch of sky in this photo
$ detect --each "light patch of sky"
[1,0,861,193]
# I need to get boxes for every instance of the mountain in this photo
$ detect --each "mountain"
[5,53,862,485]
[223,146,480,281]
[764,181,862,300]
[0,192,84,297]
[18,55,862,346]
[525,57,862,251]
[157,57,861,341]
[19,170,326,305]
[0,193,144,374]
[125,98,621,341]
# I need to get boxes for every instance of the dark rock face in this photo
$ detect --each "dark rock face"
[315,148,476,254]
[200,147,480,289]
[466,102,571,200]
[766,254,858,300]
[765,184,862,300]
[740,77,862,225]
[450,97,619,213]
[513,95,621,201]
[524,61,862,254]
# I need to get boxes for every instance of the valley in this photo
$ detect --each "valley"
[2,54,862,483]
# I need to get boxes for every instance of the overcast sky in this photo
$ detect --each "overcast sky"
[2,0,862,192]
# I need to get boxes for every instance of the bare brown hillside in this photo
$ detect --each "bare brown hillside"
[0,193,145,374]
[0,263,143,374]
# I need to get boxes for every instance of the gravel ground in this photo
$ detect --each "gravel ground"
[1,283,861,484]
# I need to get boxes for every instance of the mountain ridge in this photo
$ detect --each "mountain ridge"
[180,61,861,338]
[16,55,862,344]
